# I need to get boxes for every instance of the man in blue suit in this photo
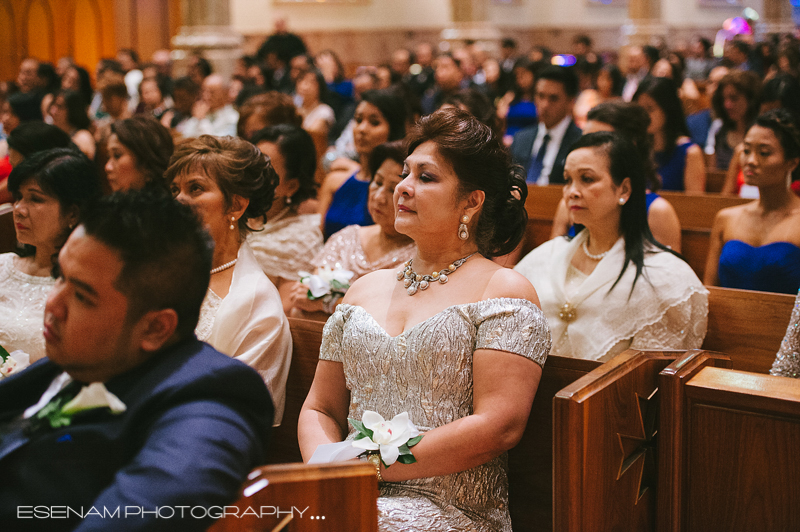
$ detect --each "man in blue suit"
[510,65,582,186]
[0,191,274,531]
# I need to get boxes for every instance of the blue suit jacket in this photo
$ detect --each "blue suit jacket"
[510,120,583,185]
[0,337,274,532]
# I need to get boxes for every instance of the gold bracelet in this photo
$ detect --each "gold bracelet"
[366,453,384,483]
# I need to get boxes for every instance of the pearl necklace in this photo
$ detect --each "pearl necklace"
[210,259,237,275]
[581,239,610,261]
[396,253,477,296]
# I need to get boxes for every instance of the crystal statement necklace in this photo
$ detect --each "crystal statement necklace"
[397,253,477,296]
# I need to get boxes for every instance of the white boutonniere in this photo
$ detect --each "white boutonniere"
[32,382,127,432]
[0,346,30,378]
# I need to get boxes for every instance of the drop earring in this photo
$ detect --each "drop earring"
[230,216,236,230]
[458,215,469,240]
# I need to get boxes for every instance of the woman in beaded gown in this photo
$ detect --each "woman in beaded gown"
[0,149,101,362]
[289,141,416,319]
[770,288,800,378]
[299,108,550,531]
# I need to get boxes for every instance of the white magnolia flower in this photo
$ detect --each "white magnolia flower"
[299,265,354,299]
[0,350,30,377]
[352,411,420,466]
[62,383,127,415]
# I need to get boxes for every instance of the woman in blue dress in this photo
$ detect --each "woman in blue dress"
[705,109,800,294]
[317,88,407,239]
[633,77,706,192]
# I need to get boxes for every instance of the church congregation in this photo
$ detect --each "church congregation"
[1,0,800,530]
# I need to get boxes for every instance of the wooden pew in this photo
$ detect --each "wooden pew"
[208,462,378,532]
[266,318,324,465]
[508,355,600,532]
[705,169,727,193]
[0,204,15,255]
[658,192,748,279]
[523,184,562,255]
[552,350,731,532]
[701,286,795,374]
[657,362,800,532]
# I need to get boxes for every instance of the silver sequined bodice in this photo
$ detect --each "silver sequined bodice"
[320,298,550,531]
[770,289,800,378]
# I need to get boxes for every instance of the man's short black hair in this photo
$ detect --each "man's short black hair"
[537,65,580,98]
[80,190,213,340]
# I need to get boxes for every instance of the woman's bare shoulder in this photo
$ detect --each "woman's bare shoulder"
[341,268,397,306]
[481,261,541,307]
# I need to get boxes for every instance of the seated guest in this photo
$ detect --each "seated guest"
[511,65,582,185]
[247,125,324,313]
[770,288,800,378]
[299,108,548,530]
[705,110,800,295]
[550,102,682,252]
[318,88,407,238]
[236,91,302,140]
[48,90,96,160]
[515,132,708,361]
[0,149,101,363]
[707,71,760,171]
[496,58,539,138]
[105,116,174,192]
[290,140,415,319]
[6,122,73,166]
[295,68,336,140]
[633,77,706,192]
[181,74,239,138]
[0,190,273,531]
[167,135,292,424]
[0,92,43,203]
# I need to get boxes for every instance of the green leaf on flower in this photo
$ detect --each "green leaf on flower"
[406,434,423,447]
[330,280,349,291]
[348,418,374,441]
[396,454,417,465]
[0,345,9,362]
[306,289,321,301]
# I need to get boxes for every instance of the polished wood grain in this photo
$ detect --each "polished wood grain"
[656,350,732,532]
[208,462,378,532]
[553,350,688,532]
[702,286,795,374]
[672,367,800,532]
[265,318,324,465]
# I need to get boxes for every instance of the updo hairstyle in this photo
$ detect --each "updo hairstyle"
[405,107,527,257]
[250,124,318,205]
[165,135,279,238]
[753,108,800,181]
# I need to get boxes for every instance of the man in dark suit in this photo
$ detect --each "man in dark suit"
[0,191,274,531]
[510,65,582,185]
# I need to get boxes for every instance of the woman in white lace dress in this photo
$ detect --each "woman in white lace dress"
[246,125,324,313]
[515,131,708,361]
[166,135,292,425]
[0,149,101,362]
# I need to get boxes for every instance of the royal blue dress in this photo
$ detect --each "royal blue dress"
[718,240,800,294]
[324,172,374,238]
[505,100,538,137]
[655,140,696,191]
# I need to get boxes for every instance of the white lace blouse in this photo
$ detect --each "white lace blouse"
[0,253,55,363]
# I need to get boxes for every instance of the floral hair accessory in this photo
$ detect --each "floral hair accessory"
[350,411,423,467]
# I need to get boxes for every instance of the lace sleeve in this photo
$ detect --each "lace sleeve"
[474,298,551,368]
[629,290,709,351]
[770,290,800,378]
[319,307,346,363]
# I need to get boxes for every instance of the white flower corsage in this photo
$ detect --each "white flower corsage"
[307,410,424,467]
[350,411,423,466]
[0,346,30,378]
[299,265,354,313]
